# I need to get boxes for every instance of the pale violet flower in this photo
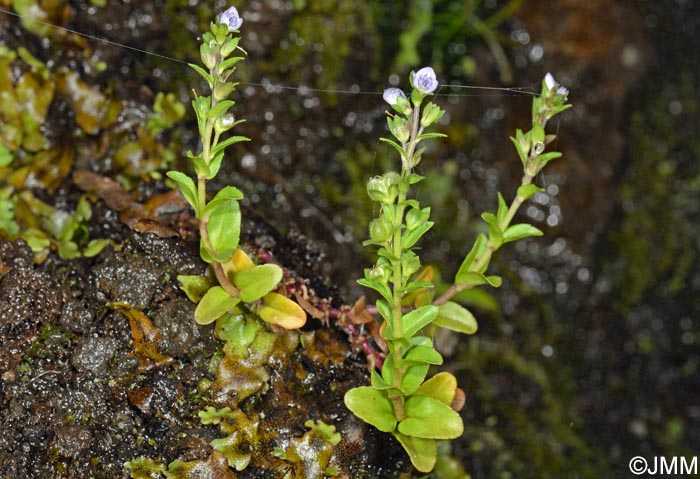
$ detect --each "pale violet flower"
[217,6,243,31]
[544,72,556,90]
[544,72,568,97]
[383,87,406,106]
[413,67,438,94]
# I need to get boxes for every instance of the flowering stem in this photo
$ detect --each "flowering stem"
[433,172,534,306]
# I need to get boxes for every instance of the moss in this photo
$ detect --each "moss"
[604,73,700,312]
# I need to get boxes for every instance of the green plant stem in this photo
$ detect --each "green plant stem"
[433,172,534,306]
[194,84,241,297]
[385,102,425,422]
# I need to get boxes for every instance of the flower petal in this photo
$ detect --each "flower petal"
[217,6,243,31]
[383,87,406,105]
[413,67,438,94]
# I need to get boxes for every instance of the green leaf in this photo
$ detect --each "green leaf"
[496,192,508,223]
[455,233,488,281]
[82,238,112,258]
[399,395,464,439]
[370,369,391,390]
[203,198,241,262]
[177,274,211,303]
[257,292,307,329]
[404,345,443,365]
[415,132,447,141]
[344,387,397,433]
[209,185,244,203]
[219,56,245,72]
[211,135,250,157]
[375,299,392,323]
[406,174,425,185]
[413,371,458,406]
[536,151,562,167]
[517,183,544,200]
[454,271,502,289]
[510,135,527,166]
[401,305,438,339]
[194,286,241,325]
[206,150,225,180]
[188,62,214,86]
[379,137,406,159]
[481,212,503,249]
[166,170,199,216]
[401,362,430,395]
[401,221,433,249]
[531,122,545,144]
[207,100,235,120]
[392,433,437,473]
[190,153,211,179]
[434,301,478,335]
[0,142,13,166]
[233,264,283,303]
[503,223,543,244]
[357,277,393,304]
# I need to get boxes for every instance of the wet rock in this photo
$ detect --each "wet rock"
[59,299,95,333]
[0,267,63,326]
[152,298,202,358]
[93,248,163,309]
[129,232,205,277]
[51,425,92,458]
[0,240,33,270]
[70,336,118,377]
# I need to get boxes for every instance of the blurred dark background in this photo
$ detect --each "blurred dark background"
[1,0,698,477]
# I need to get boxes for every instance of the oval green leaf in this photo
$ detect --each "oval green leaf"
[344,386,397,433]
[399,396,464,440]
[257,292,306,329]
[177,274,211,303]
[412,371,458,406]
[401,305,438,339]
[434,301,478,335]
[194,286,241,325]
[503,223,544,244]
[233,264,283,303]
[392,433,437,473]
[204,199,241,263]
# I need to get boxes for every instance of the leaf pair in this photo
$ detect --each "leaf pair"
[344,372,463,472]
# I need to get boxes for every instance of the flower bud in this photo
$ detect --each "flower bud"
[383,87,406,106]
[420,101,445,128]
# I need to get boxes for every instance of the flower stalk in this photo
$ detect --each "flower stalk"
[345,70,571,473]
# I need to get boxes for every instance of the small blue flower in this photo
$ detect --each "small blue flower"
[217,6,243,31]
[557,86,569,97]
[413,67,438,94]
[383,87,406,106]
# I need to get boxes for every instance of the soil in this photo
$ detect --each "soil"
[0,180,407,479]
